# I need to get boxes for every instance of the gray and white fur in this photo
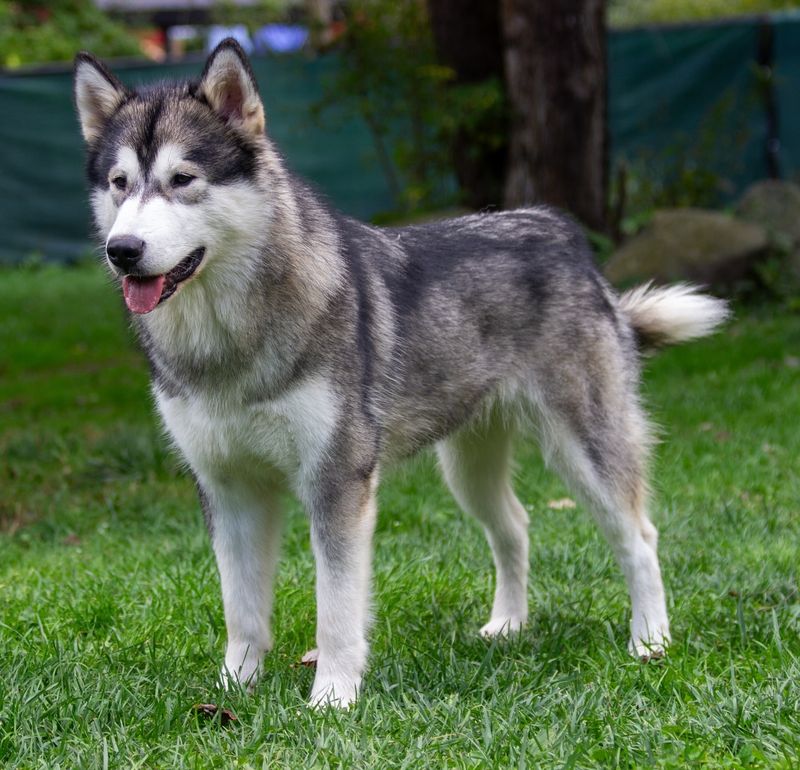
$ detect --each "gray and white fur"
[74,40,729,707]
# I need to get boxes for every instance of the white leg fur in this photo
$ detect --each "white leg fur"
[205,480,284,689]
[623,517,670,658]
[541,415,670,658]
[437,416,529,638]
[308,483,377,708]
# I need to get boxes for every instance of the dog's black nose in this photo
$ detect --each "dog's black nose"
[106,235,145,271]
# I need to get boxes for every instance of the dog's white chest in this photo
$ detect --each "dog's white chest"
[156,376,339,486]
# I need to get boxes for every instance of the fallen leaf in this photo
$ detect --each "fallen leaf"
[299,650,318,668]
[193,703,237,726]
[547,498,576,510]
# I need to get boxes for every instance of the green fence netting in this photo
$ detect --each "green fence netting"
[609,19,767,201]
[1,13,799,264]
[775,13,800,175]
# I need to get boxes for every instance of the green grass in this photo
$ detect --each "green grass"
[1,264,799,769]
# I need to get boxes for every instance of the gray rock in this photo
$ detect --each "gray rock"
[735,180,800,243]
[605,208,769,287]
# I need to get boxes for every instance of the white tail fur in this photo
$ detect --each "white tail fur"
[619,282,730,349]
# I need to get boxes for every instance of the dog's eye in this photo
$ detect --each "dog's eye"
[171,172,195,188]
[111,175,127,191]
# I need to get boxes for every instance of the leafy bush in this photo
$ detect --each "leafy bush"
[0,1,140,68]
[316,0,453,214]
[317,0,508,216]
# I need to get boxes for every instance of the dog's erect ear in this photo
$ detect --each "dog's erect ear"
[73,52,129,143]
[198,38,265,137]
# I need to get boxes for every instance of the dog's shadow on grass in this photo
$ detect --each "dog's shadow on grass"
[366,604,627,703]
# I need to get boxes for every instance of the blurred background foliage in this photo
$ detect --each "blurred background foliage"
[0,1,140,68]
[3,1,800,67]
[315,0,455,213]
[315,0,507,214]
[610,0,800,27]
[211,0,287,28]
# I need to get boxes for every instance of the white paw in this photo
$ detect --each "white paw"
[628,630,670,661]
[220,664,260,692]
[300,648,319,666]
[220,642,263,691]
[308,674,359,709]
[480,616,526,639]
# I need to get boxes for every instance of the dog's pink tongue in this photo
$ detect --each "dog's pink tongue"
[122,275,166,314]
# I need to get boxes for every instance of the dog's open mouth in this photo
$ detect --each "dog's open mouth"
[122,247,205,315]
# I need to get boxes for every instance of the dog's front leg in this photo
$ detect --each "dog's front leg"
[306,469,378,708]
[200,478,284,690]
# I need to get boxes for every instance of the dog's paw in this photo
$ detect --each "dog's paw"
[219,665,258,692]
[219,642,263,691]
[300,648,319,667]
[219,664,261,692]
[628,633,670,662]
[308,674,359,709]
[479,616,526,639]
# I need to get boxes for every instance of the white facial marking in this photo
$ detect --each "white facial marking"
[91,188,117,239]
[106,193,201,276]
[90,146,141,242]
[105,192,143,251]
[112,146,140,184]
[99,144,271,279]
[152,143,188,185]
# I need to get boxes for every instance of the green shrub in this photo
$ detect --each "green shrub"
[0,0,140,68]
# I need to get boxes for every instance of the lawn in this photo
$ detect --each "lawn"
[1,264,798,769]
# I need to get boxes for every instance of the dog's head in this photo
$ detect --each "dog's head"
[74,40,269,314]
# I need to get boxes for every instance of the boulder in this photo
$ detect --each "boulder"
[736,180,800,291]
[735,179,800,243]
[605,208,769,287]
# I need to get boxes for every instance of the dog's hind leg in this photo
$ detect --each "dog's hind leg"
[532,367,670,659]
[437,413,529,638]
[200,478,284,689]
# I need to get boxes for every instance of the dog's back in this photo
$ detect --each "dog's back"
[333,207,630,458]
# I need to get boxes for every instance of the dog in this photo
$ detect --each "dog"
[73,39,729,707]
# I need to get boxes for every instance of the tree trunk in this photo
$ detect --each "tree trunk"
[428,0,503,82]
[427,0,507,209]
[501,0,608,231]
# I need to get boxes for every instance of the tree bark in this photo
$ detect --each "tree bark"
[428,0,504,82]
[428,0,507,209]
[501,0,608,231]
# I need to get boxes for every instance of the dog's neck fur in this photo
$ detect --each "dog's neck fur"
[135,144,346,399]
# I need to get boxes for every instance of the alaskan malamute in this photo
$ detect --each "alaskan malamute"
[74,39,728,706]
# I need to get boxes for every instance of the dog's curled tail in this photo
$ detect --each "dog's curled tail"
[619,282,730,351]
